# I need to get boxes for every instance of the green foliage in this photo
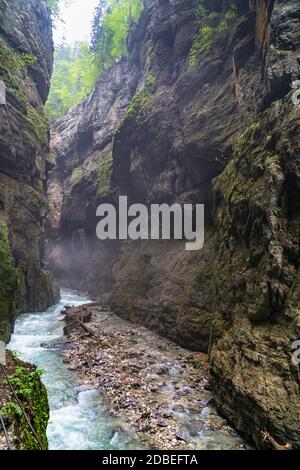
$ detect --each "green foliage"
[27,106,49,144]
[189,25,215,63]
[7,366,44,398]
[124,73,156,120]
[46,1,144,119]
[113,73,156,140]
[146,49,155,69]
[0,221,20,342]
[0,402,22,417]
[47,0,60,11]
[70,166,85,186]
[219,8,238,32]
[48,149,57,165]
[0,39,49,148]
[9,350,21,360]
[95,0,143,65]
[96,153,113,198]
[6,85,49,147]
[0,38,23,86]
[0,222,14,287]
[46,42,99,120]
[20,53,38,68]
[195,4,217,21]
[92,0,143,71]
[189,3,237,66]
[1,355,49,450]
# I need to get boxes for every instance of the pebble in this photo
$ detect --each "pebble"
[175,430,192,444]
[61,305,249,450]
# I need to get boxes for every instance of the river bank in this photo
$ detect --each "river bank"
[61,301,250,450]
[7,290,134,450]
[2,289,251,450]
[0,351,49,450]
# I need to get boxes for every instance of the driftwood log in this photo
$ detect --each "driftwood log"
[63,304,93,335]
[62,306,112,348]
[61,304,96,324]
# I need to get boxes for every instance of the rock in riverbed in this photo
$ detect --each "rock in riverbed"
[62,304,250,451]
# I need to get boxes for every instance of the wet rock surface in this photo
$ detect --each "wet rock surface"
[46,0,300,449]
[46,0,218,352]
[0,0,59,343]
[210,0,300,449]
[62,304,249,450]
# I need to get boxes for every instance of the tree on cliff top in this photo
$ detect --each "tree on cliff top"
[91,0,143,74]
[45,42,98,120]
[46,0,143,119]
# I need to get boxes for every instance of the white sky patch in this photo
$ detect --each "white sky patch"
[53,0,99,45]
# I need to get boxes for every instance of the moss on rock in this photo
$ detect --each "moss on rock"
[0,38,22,86]
[0,38,49,149]
[189,4,237,66]
[96,153,113,198]
[70,166,85,187]
[123,73,156,122]
[0,221,20,343]
[0,351,49,450]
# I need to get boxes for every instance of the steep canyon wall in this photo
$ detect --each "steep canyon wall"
[0,0,59,343]
[47,0,300,447]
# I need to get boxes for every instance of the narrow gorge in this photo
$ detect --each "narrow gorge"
[1,0,300,452]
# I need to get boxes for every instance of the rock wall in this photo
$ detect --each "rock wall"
[48,0,225,351]
[0,0,59,343]
[47,0,300,447]
[210,0,300,449]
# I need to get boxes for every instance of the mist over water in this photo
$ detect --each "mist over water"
[8,289,125,450]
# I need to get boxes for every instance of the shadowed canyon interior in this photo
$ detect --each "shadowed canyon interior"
[0,0,300,450]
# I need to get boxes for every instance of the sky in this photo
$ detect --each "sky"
[53,0,99,45]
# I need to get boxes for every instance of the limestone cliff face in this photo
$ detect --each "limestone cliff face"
[47,0,300,447]
[48,0,218,352]
[0,0,60,343]
[211,0,300,449]
[47,60,130,296]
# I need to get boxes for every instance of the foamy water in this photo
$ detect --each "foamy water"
[8,289,123,450]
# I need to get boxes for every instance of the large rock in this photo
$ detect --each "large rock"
[46,60,130,292]
[210,0,300,449]
[0,219,20,343]
[0,0,59,343]
[47,0,300,447]
[47,0,225,350]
